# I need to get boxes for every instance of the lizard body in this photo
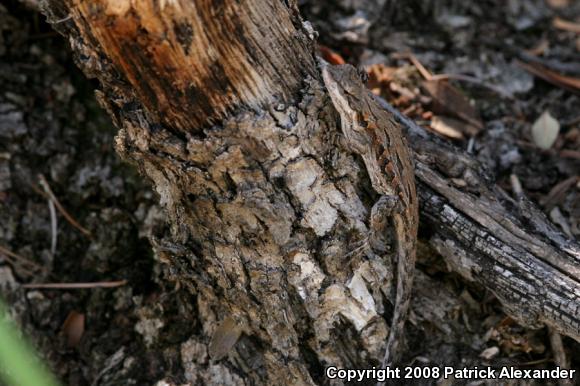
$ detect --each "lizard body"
[321,63,419,368]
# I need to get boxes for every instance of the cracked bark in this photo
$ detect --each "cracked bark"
[40,0,579,384]
[379,99,580,341]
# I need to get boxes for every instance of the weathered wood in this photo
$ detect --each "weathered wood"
[40,0,580,383]
[43,1,396,384]
[42,0,316,132]
[380,97,580,341]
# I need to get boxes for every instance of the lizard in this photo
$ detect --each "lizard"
[321,62,419,370]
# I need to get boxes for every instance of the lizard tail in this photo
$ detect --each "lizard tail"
[381,214,416,369]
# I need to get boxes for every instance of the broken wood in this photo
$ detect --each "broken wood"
[40,0,580,383]
[379,97,580,341]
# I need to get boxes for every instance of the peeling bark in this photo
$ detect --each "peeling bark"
[39,0,580,384]
[42,1,396,383]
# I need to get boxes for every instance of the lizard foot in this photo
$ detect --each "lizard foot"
[369,195,399,254]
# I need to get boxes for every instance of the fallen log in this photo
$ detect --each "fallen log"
[380,97,580,341]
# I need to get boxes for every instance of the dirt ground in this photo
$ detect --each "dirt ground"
[0,0,579,385]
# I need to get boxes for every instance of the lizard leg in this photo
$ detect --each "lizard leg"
[344,237,370,259]
[369,195,398,254]
[344,195,397,260]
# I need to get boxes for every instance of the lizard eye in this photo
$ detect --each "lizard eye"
[356,67,368,84]
[358,114,368,128]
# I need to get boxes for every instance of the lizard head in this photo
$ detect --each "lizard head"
[321,64,367,100]
[321,62,372,152]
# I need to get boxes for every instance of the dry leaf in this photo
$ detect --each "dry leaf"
[319,46,345,65]
[62,310,85,348]
[423,80,483,132]
[517,61,580,93]
[390,82,417,101]
[492,318,545,354]
[430,116,464,139]
[479,346,500,360]
[367,63,397,83]
[546,0,570,8]
[525,39,549,56]
[431,115,480,140]
[540,175,579,210]
[553,17,580,34]
[532,111,560,149]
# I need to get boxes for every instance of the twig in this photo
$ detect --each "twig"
[548,328,573,386]
[429,73,515,100]
[90,347,126,386]
[407,53,433,81]
[562,114,580,128]
[553,17,580,34]
[516,60,580,93]
[560,150,580,160]
[0,244,45,272]
[22,280,128,289]
[509,174,524,200]
[401,104,417,116]
[49,14,72,25]
[397,53,514,99]
[37,174,92,238]
[467,137,475,154]
[375,92,580,342]
[520,358,553,366]
[44,189,58,257]
[518,52,580,77]
[541,175,579,211]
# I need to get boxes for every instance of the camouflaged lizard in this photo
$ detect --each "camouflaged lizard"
[321,62,419,369]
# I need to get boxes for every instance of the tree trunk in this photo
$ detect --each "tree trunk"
[40,0,580,384]
[43,1,395,384]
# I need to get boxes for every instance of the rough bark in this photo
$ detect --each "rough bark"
[39,0,580,384]
[379,99,580,342]
[43,1,395,384]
